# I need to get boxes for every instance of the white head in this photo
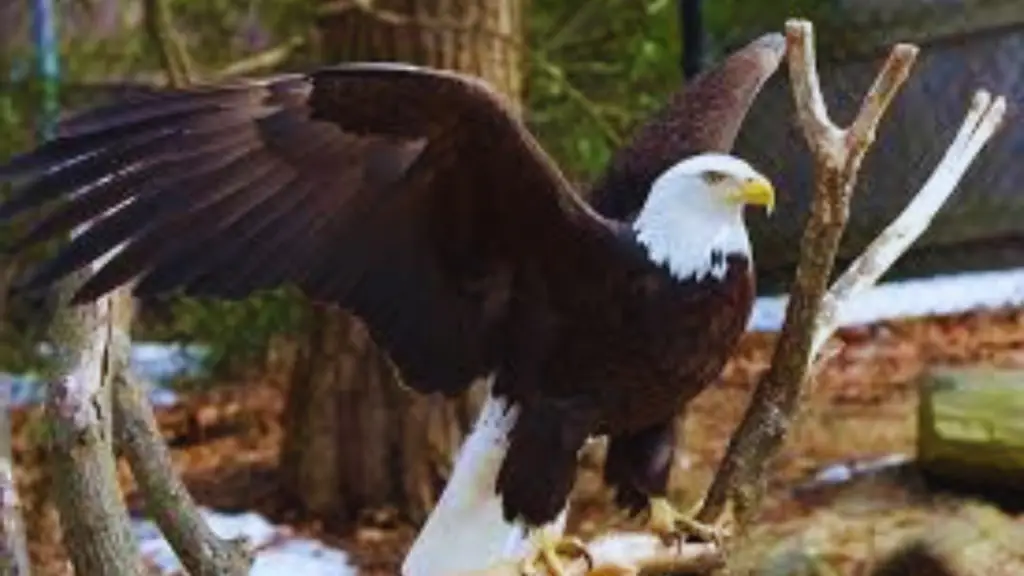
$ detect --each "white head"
[632,152,775,282]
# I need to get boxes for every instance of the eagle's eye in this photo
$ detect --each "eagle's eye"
[701,170,729,185]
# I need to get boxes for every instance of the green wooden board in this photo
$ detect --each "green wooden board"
[918,366,1024,487]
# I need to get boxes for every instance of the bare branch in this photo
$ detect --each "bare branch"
[113,371,252,576]
[45,281,146,575]
[696,17,1005,558]
[529,51,623,146]
[818,92,1007,354]
[213,36,306,80]
[785,20,839,158]
[846,45,918,154]
[143,0,193,87]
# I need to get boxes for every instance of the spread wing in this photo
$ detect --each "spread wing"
[0,63,611,396]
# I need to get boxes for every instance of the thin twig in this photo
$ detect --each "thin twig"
[74,36,308,89]
[213,36,305,80]
[529,51,624,147]
[143,0,193,87]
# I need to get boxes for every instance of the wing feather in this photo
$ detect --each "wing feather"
[0,63,609,395]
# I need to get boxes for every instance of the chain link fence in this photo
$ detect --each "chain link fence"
[712,0,1024,292]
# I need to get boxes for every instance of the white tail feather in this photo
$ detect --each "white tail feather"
[402,391,567,575]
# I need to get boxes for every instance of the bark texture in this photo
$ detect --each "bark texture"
[279,0,523,526]
[44,283,144,576]
[113,370,252,576]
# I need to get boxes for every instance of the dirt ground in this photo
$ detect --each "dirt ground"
[16,307,1024,575]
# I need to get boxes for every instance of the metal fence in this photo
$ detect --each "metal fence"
[716,0,1024,292]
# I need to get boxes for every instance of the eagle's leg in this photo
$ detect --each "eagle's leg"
[604,419,729,546]
[496,396,599,576]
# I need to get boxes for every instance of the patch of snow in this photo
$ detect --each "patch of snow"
[0,341,210,408]
[585,531,721,572]
[132,507,357,576]
[130,342,210,384]
[748,267,1024,332]
[253,540,354,576]
[806,453,913,486]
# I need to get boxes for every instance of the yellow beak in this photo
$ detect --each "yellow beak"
[730,178,776,215]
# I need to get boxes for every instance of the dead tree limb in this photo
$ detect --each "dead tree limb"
[694,21,917,532]
[0,384,29,576]
[466,17,1007,576]
[695,16,1006,547]
[113,370,252,576]
[45,279,144,575]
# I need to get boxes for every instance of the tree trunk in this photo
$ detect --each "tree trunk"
[279,0,524,529]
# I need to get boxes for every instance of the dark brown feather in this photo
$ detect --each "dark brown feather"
[0,63,610,398]
[0,57,769,529]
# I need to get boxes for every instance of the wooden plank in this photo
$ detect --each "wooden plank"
[917,366,1024,488]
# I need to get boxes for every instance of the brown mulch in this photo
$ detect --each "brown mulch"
[16,307,1024,575]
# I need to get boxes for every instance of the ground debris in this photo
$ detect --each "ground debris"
[12,307,1024,574]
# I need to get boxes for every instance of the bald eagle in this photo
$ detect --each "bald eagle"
[0,33,785,576]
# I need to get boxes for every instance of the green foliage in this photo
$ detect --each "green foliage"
[526,0,682,181]
[144,289,308,378]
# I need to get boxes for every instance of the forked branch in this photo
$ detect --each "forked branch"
[695,16,1006,550]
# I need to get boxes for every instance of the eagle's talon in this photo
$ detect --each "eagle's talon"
[647,497,730,550]
[518,530,593,576]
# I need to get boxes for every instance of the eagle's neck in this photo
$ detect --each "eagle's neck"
[631,176,752,282]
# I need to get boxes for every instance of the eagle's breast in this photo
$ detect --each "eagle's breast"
[600,253,754,433]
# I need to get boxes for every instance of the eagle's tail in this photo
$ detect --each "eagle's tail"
[401,391,565,575]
